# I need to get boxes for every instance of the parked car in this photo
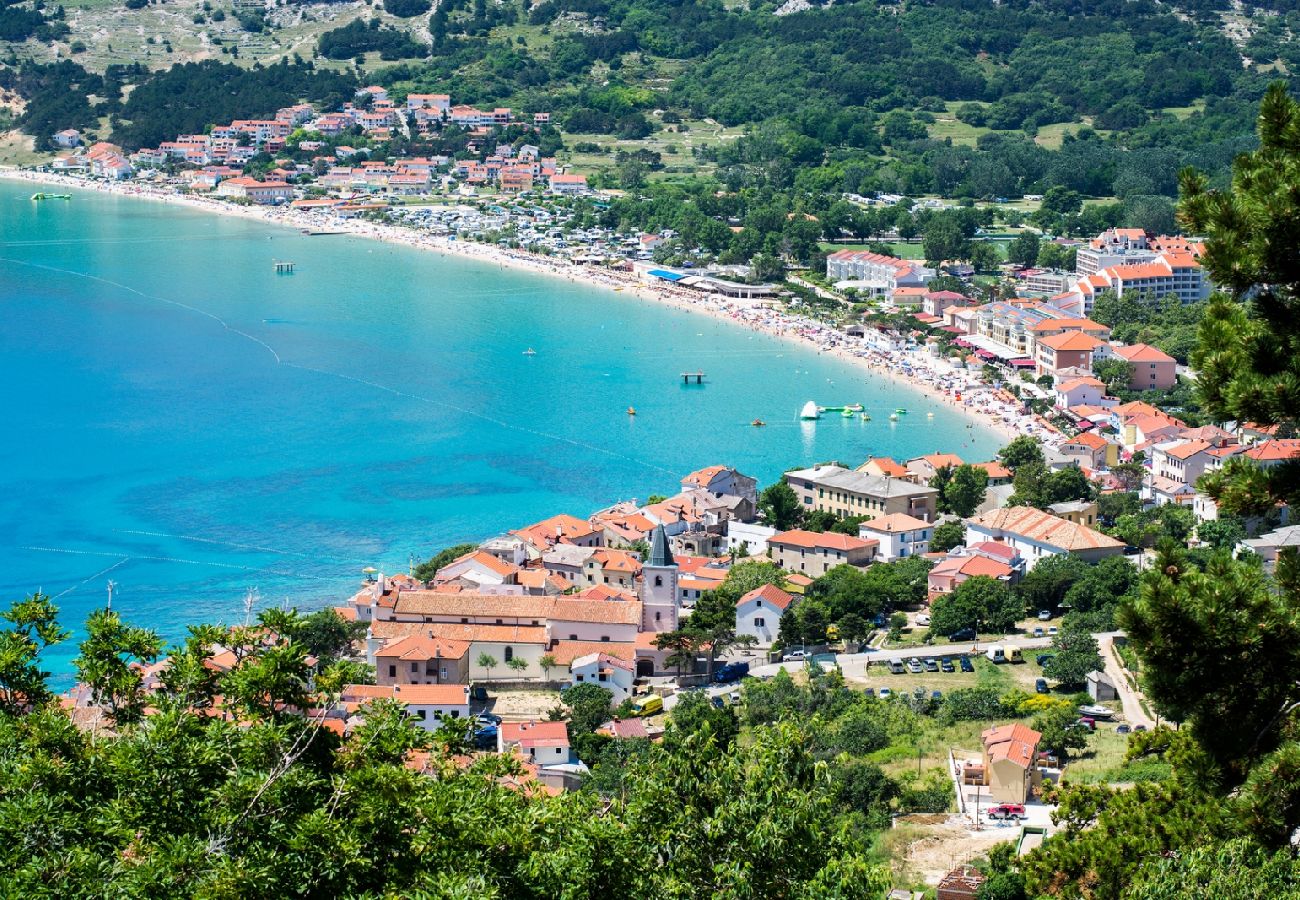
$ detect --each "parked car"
[931,690,943,700]
[959,656,975,673]
[923,657,939,672]
[987,803,1027,821]
[940,657,955,673]
[1038,609,1052,621]
[950,627,977,642]
[906,657,924,674]
[878,687,893,699]
[1075,717,1097,731]
[783,649,809,662]
[1116,724,1131,734]
[713,661,750,683]
[1048,627,1059,636]
[728,691,741,704]
[916,614,931,626]
[863,687,875,697]
[475,712,502,727]
[888,659,905,674]
[711,696,726,709]
[1035,678,1049,694]
[986,645,1007,663]
[1032,627,1045,638]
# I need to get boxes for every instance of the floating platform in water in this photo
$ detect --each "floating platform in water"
[31,193,71,201]
[273,260,295,274]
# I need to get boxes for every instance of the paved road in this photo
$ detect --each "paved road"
[1097,633,1156,728]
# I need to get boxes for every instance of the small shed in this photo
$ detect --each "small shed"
[1087,670,1118,702]
[936,865,986,900]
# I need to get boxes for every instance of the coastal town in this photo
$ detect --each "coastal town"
[10,86,1297,891]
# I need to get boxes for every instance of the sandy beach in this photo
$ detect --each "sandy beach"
[2,169,1049,449]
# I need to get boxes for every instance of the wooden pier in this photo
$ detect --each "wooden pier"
[273,260,295,274]
[680,372,705,384]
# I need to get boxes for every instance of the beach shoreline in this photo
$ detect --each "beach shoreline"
[2,169,1041,449]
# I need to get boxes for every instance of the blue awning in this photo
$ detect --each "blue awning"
[647,269,685,282]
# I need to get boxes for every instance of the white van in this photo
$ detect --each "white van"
[986,645,1006,663]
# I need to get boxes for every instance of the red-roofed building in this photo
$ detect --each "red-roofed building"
[1113,343,1177,391]
[981,723,1042,803]
[735,584,794,644]
[1036,330,1104,380]
[825,249,936,295]
[768,530,879,577]
[927,553,1016,595]
[858,513,933,561]
[375,633,471,686]
[499,720,571,763]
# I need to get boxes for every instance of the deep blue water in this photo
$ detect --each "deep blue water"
[0,181,998,678]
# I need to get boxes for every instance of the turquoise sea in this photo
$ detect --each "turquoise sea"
[0,181,998,678]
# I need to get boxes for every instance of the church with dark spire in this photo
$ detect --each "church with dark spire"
[640,524,679,632]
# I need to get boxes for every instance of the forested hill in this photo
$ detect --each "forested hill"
[2,0,1299,195]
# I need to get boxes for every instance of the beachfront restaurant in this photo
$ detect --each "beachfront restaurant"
[633,263,779,301]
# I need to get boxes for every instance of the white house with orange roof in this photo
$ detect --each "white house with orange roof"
[858,513,932,561]
[342,683,470,729]
[735,584,794,645]
[964,507,1125,570]
[499,720,571,764]
[548,173,589,194]
[767,530,878,577]
[432,549,521,590]
[825,249,935,295]
[1241,439,1300,470]
[1054,376,1110,411]
[567,652,634,702]
[1112,343,1177,391]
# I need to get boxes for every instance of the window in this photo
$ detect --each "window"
[655,611,661,622]
[461,617,469,623]
[504,646,514,662]
[755,617,766,627]
[388,665,396,677]
[410,662,418,673]
[601,635,609,642]
[654,576,662,587]
[576,674,584,681]
[440,666,448,680]
[598,673,607,682]
[569,633,578,640]
[495,618,503,625]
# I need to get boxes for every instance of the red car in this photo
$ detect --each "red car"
[987,803,1027,821]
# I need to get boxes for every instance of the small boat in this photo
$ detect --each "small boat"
[927,411,935,418]
[889,413,899,422]
[31,192,71,201]
[627,407,636,416]
[751,419,766,427]
[860,413,871,421]
[894,407,908,415]
[799,401,819,420]
[1078,705,1115,720]
[522,348,537,355]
